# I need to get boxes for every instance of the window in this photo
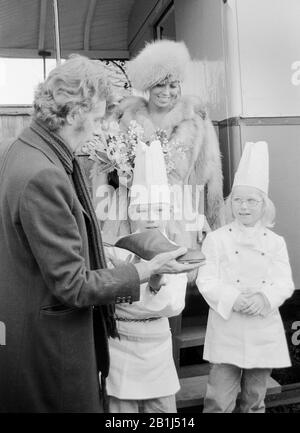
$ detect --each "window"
[0,58,58,105]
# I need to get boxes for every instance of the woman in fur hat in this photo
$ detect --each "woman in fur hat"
[114,39,225,252]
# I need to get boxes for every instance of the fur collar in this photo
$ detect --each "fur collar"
[116,95,207,137]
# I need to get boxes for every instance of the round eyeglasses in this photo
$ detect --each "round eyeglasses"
[232,197,263,208]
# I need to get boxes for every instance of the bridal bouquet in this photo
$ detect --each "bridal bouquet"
[81,120,187,181]
[81,120,143,179]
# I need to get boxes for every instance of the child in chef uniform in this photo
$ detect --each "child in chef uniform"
[196,141,294,413]
[106,140,193,413]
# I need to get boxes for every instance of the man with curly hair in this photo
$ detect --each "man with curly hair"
[0,55,199,413]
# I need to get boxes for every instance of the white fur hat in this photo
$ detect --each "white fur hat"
[127,40,191,91]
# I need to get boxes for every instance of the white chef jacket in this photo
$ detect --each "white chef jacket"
[106,246,188,399]
[196,220,294,369]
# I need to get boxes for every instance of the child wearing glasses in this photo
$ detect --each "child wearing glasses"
[196,141,294,413]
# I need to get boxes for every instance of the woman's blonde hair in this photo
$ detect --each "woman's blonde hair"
[33,54,112,131]
[225,187,276,228]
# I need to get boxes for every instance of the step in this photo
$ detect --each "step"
[179,363,210,378]
[176,375,207,408]
[177,324,206,348]
[181,315,207,328]
[176,374,282,409]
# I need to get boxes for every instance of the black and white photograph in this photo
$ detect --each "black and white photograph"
[0,0,300,419]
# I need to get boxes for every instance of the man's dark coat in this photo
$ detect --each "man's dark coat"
[0,125,140,412]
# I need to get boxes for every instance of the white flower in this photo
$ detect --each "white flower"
[81,120,180,180]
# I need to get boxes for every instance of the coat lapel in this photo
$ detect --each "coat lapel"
[19,125,64,170]
[19,125,91,222]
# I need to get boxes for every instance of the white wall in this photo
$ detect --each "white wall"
[234,0,300,117]
[128,0,227,121]
[128,0,300,118]
[175,0,300,118]
[174,0,227,121]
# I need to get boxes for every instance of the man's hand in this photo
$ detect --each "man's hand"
[148,247,205,275]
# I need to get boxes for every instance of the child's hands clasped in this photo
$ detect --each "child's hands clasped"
[240,293,268,316]
[233,292,270,316]
[233,294,249,312]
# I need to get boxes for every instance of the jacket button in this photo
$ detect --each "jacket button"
[262,281,266,284]
[229,228,232,232]
[235,251,239,254]
[264,233,267,236]
[261,252,265,256]
[237,279,240,283]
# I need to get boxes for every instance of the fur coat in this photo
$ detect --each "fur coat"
[114,95,225,248]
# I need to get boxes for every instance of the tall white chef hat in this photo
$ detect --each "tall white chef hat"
[129,140,170,207]
[232,141,269,194]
